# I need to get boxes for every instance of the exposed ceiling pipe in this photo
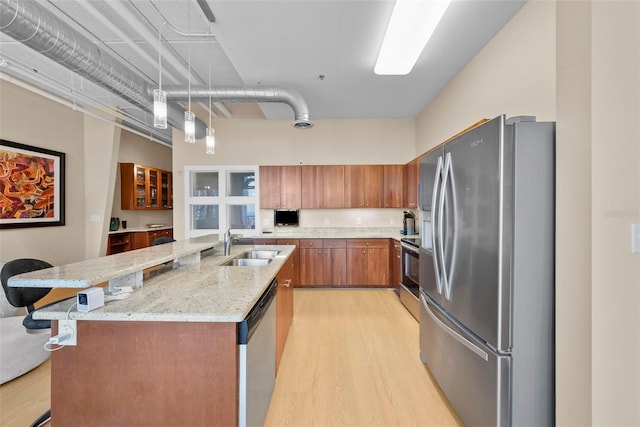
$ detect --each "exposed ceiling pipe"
[0,0,207,139]
[165,86,314,129]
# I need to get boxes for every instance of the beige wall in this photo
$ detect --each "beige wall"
[172,118,415,239]
[589,1,639,424]
[110,131,173,230]
[0,80,86,265]
[415,0,556,154]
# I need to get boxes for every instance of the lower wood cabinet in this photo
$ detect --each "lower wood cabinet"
[276,255,294,374]
[299,239,347,286]
[107,228,173,255]
[346,239,390,286]
[391,240,402,294]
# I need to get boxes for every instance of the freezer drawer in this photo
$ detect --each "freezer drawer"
[420,293,510,426]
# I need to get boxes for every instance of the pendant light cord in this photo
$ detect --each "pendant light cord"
[208,22,212,127]
[187,0,191,112]
[158,15,162,90]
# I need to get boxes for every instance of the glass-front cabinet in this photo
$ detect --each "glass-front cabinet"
[185,166,259,238]
[121,163,172,210]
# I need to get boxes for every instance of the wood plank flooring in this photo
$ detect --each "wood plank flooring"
[265,289,462,426]
[0,289,461,427]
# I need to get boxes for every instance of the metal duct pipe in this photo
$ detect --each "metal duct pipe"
[164,86,314,129]
[0,0,207,139]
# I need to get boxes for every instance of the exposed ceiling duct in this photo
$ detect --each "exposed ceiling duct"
[0,0,206,139]
[164,86,314,129]
[0,0,314,142]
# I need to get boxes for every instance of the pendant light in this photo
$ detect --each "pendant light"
[205,23,215,155]
[153,14,167,129]
[184,0,196,143]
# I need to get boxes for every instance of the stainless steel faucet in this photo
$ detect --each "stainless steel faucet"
[224,228,232,256]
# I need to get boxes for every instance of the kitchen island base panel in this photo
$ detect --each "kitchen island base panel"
[50,320,237,426]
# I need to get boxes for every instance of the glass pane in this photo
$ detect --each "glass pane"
[228,204,255,230]
[149,169,158,208]
[228,171,256,197]
[135,166,146,207]
[192,172,219,197]
[192,204,219,230]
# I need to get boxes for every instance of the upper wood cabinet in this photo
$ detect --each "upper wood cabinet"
[301,165,344,208]
[404,158,419,209]
[120,163,172,210]
[383,165,405,208]
[259,166,301,209]
[344,165,384,208]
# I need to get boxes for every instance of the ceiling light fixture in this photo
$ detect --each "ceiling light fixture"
[153,14,167,129]
[374,0,451,75]
[205,23,215,155]
[185,0,196,143]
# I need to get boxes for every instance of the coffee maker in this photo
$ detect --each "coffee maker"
[402,211,416,235]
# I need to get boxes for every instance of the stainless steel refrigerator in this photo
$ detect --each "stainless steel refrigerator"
[418,115,555,426]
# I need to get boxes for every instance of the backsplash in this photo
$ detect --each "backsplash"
[259,208,417,231]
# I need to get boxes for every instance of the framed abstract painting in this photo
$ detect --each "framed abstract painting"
[0,139,66,229]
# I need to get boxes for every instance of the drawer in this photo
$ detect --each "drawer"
[347,238,389,249]
[255,239,277,245]
[276,239,299,246]
[299,239,321,249]
[322,239,346,249]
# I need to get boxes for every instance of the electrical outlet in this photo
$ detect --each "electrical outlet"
[390,218,394,225]
[263,218,269,226]
[632,223,640,254]
[356,217,362,225]
[56,320,77,346]
[324,217,330,225]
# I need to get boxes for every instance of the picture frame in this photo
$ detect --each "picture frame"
[0,139,66,229]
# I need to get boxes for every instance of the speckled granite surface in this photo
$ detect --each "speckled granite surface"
[8,235,223,289]
[33,244,294,323]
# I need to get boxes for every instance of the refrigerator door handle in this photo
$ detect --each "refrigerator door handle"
[431,155,444,294]
[438,152,452,299]
[421,294,489,361]
[441,152,457,300]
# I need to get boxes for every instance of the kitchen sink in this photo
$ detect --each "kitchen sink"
[221,258,272,267]
[243,250,280,259]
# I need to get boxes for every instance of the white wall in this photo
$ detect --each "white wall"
[415,0,556,154]
[0,80,86,265]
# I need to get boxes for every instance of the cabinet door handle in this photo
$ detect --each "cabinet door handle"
[284,279,292,287]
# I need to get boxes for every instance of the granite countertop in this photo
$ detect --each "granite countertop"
[258,227,419,240]
[8,235,222,289]
[33,244,294,323]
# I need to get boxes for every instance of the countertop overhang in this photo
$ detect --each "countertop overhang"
[33,244,294,323]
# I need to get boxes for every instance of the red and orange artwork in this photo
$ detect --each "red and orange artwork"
[0,149,56,219]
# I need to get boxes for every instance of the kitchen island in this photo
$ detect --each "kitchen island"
[17,239,295,426]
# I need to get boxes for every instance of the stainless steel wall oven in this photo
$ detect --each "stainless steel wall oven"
[400,237,420,320]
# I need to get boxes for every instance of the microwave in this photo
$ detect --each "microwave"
[274,209,299,227]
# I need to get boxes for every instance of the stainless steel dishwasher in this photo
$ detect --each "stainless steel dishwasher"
[238,279,277,427]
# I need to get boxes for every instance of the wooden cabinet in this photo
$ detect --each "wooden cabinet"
[107,233,131,255]
[259,166,301,209]
[120,163,172,210]
[346,239,390,286]
[383,165,405,208]
[298,239,346,286]
[344,165,384,208]
[276,239,300,287]
[107,228,173,255]
[276,255,294,374]
[404,158,419,209]
[301,165,344,208]
[391,240,402,294]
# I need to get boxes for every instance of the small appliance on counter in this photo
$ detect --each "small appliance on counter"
[401,211,416,235]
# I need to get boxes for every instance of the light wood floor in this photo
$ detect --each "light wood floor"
[1,289,461,427]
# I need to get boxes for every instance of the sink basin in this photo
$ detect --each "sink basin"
[221,258,272,267]
[242,250,280,259]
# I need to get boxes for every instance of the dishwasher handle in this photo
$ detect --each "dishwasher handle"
[237,279,277,344]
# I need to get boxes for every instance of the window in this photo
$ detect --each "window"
[185,166,259,238]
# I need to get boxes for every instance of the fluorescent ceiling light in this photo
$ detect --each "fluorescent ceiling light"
[375,0,451,75]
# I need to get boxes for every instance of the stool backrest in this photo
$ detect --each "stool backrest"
[0,258,53,310]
